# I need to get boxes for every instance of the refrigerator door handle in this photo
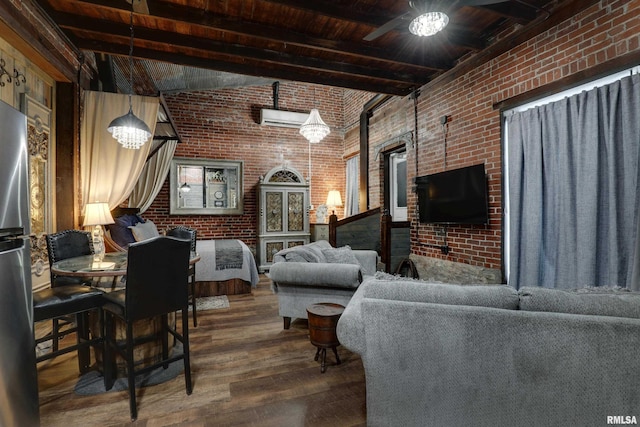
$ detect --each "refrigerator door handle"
[0,237,24,253]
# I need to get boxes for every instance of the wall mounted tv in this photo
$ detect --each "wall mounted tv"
[416,163,489,225]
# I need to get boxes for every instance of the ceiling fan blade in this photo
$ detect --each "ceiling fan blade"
[364,12,413,41]
[128,0,150,14]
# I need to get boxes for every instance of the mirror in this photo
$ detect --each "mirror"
[170,158,244,215]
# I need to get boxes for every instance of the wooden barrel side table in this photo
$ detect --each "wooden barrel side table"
[306,303,345,373]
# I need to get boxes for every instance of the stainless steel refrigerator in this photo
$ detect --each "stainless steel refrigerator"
[0,99,40,426]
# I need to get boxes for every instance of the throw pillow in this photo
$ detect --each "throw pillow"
[129,220,160,242]
[107,214,142,249]
[322,245,361,266]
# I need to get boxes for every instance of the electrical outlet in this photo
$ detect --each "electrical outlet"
[440,115,449,125]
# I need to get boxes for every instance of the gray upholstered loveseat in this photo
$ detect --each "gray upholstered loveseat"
[268,240,377,329]
[337,274,640,427]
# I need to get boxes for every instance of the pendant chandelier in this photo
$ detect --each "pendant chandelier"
[409,11,449,37]
[299,108,330,144]
[107,3,152,149]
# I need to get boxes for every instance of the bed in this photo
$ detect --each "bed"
[194,239,259,296]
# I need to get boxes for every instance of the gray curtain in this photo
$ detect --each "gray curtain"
[507,73,640,289]
[345,156,359,217]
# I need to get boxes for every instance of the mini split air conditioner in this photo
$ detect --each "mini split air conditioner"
[260,108,309,128]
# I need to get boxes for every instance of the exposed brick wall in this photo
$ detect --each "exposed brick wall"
[142,82,350,251]
[401,0,640,270]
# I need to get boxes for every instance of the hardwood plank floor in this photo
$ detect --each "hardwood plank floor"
[37,275,367,426]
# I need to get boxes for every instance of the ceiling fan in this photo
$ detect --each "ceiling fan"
[364,0,511,41]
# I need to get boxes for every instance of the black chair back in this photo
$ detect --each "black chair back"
[124,236,190,321]
[46,229,94,287]
[166,226,199,326]
[167,226,197,251]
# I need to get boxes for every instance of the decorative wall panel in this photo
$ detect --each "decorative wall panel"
[21,94,51,277]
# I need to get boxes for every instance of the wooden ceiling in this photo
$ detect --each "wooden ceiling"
[34,0,596,96]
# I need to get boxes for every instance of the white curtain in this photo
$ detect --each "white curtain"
[506,73,640,290]
[80,91,159,211]
[128,139,178,213]
[345,155,359,217]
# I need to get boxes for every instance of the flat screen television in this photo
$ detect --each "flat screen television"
[416,163,488,225]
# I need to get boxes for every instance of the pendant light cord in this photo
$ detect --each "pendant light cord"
[128,5,134,112]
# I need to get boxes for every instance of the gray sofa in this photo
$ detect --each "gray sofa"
[268,240,377,329]
[337,274,640,427]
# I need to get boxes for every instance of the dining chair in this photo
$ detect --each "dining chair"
[166,226,198,326]
[36,230,103,373]
[102,236,192,421]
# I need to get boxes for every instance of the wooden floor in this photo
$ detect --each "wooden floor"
[37,275,367,426]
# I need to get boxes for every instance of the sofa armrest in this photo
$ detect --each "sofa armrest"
[336,283,367,354]
[353,250,378,276]
[269,261,362,289]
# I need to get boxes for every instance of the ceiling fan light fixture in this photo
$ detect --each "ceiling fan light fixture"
[409,11,449,37]
[299,108,330,144]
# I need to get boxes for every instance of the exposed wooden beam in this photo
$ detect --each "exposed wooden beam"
[54,0,452,71]
[77,39,415,96]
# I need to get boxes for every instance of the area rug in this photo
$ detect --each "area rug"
[74,344,185,396]
[190,295,230,312]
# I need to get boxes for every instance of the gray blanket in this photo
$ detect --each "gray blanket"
[215,239,243,270]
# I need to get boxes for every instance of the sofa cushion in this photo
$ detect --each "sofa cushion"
[362,276,520,310]
[322,245,361,266]
[518,286,640,319]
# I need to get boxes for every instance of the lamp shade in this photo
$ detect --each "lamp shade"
[409,11,449,37]
[299,108,330,143]
[325,190,343,208]
[107,108,153,149]
[83,202,115,226]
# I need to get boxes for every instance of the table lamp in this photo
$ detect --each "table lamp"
[325,190,343,221]
[83,202,115,262]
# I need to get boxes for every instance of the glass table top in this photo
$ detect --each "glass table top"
[51,251,200,278]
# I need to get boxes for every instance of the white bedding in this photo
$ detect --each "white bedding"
[194,240,259,286]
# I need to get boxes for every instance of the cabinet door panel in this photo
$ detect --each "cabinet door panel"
[287,191,305,232]
[266,191,283,232]
[265,241,284,263]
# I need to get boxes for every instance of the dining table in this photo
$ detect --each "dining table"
[51,251,201,283]
[51,250,201,374]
